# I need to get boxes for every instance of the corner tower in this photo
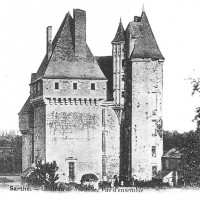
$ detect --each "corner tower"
[121,9,165,181]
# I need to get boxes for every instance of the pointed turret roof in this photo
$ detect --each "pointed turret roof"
[32,10,106,82]
[128,10,164,60]
[112,18,125,43]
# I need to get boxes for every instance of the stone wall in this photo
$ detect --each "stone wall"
[34,104,46,162]
[45,104,102,183]
[19,113,29,132]
[22,133,32,171]
[74,9,86,58]
[43,79,106,99]
[131,60,163,180]
[105,107,120,179]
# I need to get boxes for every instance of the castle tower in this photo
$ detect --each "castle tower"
[112,19,125,106]
[19,9,120,182]
[120,9,165,181]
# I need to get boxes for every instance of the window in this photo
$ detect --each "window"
[122,91,125,98]
[34,84,36,94]
[38,82,41,92]
[55,82,59,89]
[102,131,106,152]
[122,75,124,81]
[91,83,95,90]
[102,109,105,127]
[30,86,33,94]
[152,146,156,157]
[69,162,75,181]
[122,59,125,67]
[152,166,157,177]
[73,82,77,90]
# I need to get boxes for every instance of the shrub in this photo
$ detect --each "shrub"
[80,174,98,184]
[25,160,59,190]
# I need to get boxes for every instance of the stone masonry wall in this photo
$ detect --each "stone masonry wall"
[74,9,86,58]
[22,133,32,171]
[131,60,163,180]
[45,104,102,183]
[34,104,46,162]
[105,107,120,179]
[43,79,106,99]
[19,113,29,132]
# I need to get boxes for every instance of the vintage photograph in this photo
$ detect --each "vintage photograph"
[0,0,200,198]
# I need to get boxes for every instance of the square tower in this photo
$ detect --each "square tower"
[118,10,165,181]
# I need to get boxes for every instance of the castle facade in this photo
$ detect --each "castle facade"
[19,8,164,182]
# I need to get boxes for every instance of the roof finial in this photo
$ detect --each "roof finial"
[142,4,145,13]
[120,17,122,24]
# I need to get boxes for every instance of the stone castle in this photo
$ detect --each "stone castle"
[19,8,164,182]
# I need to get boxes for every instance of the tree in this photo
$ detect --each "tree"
[179,138,200,186]
[178,79,200,186]
[26,160,59,190]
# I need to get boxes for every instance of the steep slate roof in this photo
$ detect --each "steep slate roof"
[154,170,171,180]
[32,12,106,82]
[128,11,164,60]
[95,56,113,100]
[162,148,181,158]
[112,18,125,43]
[19,96,30,114]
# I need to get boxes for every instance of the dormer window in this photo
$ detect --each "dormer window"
[30,85,33,94]
[73,82,77,90]
[34,84,36,94]
[91,83,95,90]
[55,82,59,89]
[38,82,41,92]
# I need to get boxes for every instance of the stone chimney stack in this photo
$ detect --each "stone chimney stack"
[46,26,52,59]
[73,9,86,58]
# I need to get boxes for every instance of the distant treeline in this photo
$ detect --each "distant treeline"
[0,135,22,173]
[163,130,199,152]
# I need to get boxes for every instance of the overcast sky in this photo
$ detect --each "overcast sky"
[0,0,200,132]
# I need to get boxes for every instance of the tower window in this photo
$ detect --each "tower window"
[91,83,95,90]
[122,91,125,98]
[122,75,124,81]
[152,146,156,157]
[55,82,59,89]
[122,59,125,67]
[73,83,77,90]
[102,109,105,127]
[102,131,106,152]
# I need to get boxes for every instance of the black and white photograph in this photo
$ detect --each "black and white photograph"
[0,0,200,199]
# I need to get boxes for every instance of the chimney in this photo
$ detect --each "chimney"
[134,16,141,22]
[73,9,86,58]
[46,26,52,59]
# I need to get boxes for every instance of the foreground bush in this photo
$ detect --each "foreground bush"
[25,160,59,190]
[80,174,98,184]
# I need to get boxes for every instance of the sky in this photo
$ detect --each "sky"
[0,0,200,133]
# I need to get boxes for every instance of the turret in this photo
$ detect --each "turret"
[112,18,125,106]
